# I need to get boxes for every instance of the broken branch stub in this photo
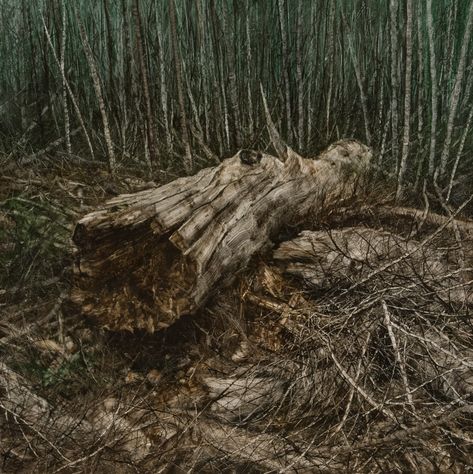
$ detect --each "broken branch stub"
[71,139,372,331]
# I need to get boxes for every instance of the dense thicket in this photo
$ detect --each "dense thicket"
[0,0,472,197]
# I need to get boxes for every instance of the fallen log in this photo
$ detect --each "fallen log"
[274,226,472,305]
[71,139,371,331]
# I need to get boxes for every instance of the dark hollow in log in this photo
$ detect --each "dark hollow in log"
[71,139,371,331]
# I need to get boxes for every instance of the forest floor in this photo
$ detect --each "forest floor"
[0,158,268,473]
[1,157,473,473]
[0,159,182,472]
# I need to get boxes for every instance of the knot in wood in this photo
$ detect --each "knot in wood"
[239,149,263,166]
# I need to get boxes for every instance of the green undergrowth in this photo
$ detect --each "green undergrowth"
[0,195,71,289]
[0,160,166,408]
[13,351,91,395]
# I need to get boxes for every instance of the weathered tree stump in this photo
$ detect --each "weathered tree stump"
[71,139,371,331]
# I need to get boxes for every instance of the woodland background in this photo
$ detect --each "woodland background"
[1,0,472,199]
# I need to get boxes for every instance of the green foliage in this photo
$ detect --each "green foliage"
[11,347,100,399]
[41,353,82,388]
[18,352,80,387]
[0,196,70,287]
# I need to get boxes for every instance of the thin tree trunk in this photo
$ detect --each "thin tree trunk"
[345,17,372,146]
[157,29,172,152]
[414,7,425,191]
[169,0,193,171]
[396,0,413,200]
[460,65,473,113]
[220,54,231,150]
[389,0,399,167]
[260,83,287,159]
[222,2,241,149]
[24,0,45,141]
[278,0,292,142]
[133,0,158,166]
[325,0,335,144]
[439,1,473,177]
[441,0,457,101]
[76,12,115,172]
[414,4,424,190]
[103,0,116,103]
[426,0,438,176]
[376,62,385,138]
[245,2,254,138]
[186,75,204,137]
[60,0,71,154]
[447,103,473,201]
[296,0,304,149]
[121,0,133,112]
[306,87,313,145]
[41,4,51,134]
[41,15,95,161]
[378,108,392,173]
[196,0,211,143]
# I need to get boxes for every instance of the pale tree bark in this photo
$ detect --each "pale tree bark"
[447,103,473,201]
[426,0,438,176]
[378,107,391,171]
[133,0,158,165]
[260,83,287,159]
[60,0,71,155]
[103,0,116,101]
[414,4,425,190]
[296,0,304,149]
[460,65,473,112]
[327,202,473,236]
[120,0,133,118]
[220,55,231,149]
[439,1,473,177]
[41,16,95,160]
[23,0,44,142]
[71,140,372,332]
[76,13,116,173]
[278,0,292,142]
[169,0,192,171]
[245,3,254,137]
[196,0,211,143]
[222,2,241,149]
[183,60,204,139]
[396,0,413,200]
[345,17,371,146]
[325,0,335,143]
[376,25,385,138]
[114,6,130,154]
[443,0,458,100]
[157,28,172,152]
[390,0,399,167]
[306,88,313,144]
